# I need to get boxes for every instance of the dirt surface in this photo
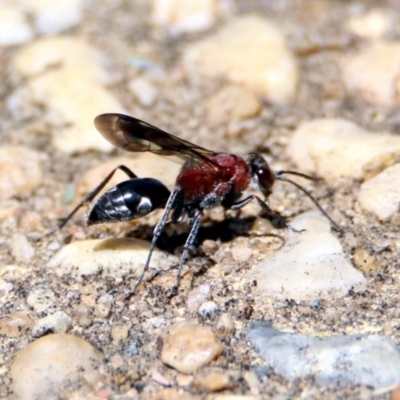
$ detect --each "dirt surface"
[1,0,400,399]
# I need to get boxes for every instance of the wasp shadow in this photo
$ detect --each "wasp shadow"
[127,216,260,253]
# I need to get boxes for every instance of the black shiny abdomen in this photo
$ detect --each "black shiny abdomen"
[87,178,170,225]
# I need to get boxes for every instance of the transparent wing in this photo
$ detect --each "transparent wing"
[94,114,217,165]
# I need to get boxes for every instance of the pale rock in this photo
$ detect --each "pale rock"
[94,293,114,318]
[10,233,35,263]
[12,37,107,79]
[0,146,44,200]
[0,4,33,46]
[231,244,252,263]
[10,334,103,399]
[0,264,27,282]
[32,311,72,337]
[198,301,218,318]
[161,323,223,374]
[215,313,235,336]
[358,164,400,221]
[341,41,400,106]
[27,286,56,312]
[152,0,221,34]
[353,248,379,273]
[288,119,400,180]
[206,85,261,125]
[247,212,366,301]
[182,15,298,103]
[49,238,178,283]
[187,284,211,313]
[9,37,127,154]
[248,322,400,389]
[128,77,159,107]
[151,369,172,387]
[347,9,392,39]
[190,367,240,392]
[111,324,129,341]
[23,0,83,35]
[0,312,33,337]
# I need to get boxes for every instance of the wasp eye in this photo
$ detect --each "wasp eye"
[256,165,274,196]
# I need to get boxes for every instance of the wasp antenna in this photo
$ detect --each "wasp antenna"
[275,170,322,182]
[275,174,343,232]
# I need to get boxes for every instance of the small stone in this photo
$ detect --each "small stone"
[128,77,159,107]
[161,323,223,374]
[324,307,340,325]
[111,324,129,341]
[357,164,400,221]
[247,212,366,301]
[94,294,114,318]
[49,238,178,284]
[0,4,33,46]
[206,85,261,125]
[248,322,400,388]
[26,0,83,35]
[341,41,400,106]
[151,369,172,387]
[182,15,298,103]
[231,245,253,263]
[243,370,260,396]
[32,311,72,338]
[215,313,235,336]
[187,284,211,313]
[288,119,400,180]
[0,146,44,200]
[0,264,27,282]
[353,248,379,273]
[347,9,392,39]
[0,312,33,337]
[9,37,126,154]
[198,301,219,319]
[152,0,221,34]
[10,233,35,263]
[190,367,240,392]
[27,286,56,312]
[10,334,104,399]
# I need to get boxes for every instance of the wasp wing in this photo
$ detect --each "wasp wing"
[94,114,217,165]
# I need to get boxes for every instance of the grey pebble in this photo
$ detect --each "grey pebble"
[248,321,400,389]
[32,311,72,338]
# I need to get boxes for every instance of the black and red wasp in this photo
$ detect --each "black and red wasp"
[45,113,340,298]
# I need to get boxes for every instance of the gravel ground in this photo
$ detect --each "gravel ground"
[1,0,400,399]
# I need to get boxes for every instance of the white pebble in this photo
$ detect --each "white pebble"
[182,15,298,103]
[27,0,83,35]
[128,77,159,107]
[358,164,400,221]
[32,311,72,337]
[9,37,127,154]
[341,41,400,106]
[27,286,56,312]
[288,119,400,180]
[198,301,219,318]
[49,238,178,283]
[152,0,221,34]
[247,212,366,301]
[187,284,211,313]
[0,4,33,46]
[347,9,392,39]
[0,146,44,200]
[10,334,103,399]
[10,233,35,263]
